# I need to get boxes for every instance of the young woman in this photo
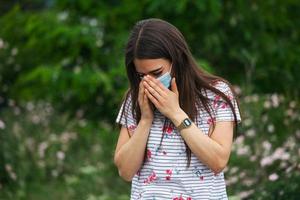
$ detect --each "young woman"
[114,18,241,200]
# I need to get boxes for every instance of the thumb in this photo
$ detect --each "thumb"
[171,77,179,96]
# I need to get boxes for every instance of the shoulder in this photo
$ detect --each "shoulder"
[210,80,233,95]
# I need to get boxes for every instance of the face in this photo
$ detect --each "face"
[134,58,172,80]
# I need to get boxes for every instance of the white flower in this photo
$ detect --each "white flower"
[246,129,255,137]
[267,124,275,133]
[56,151,65,160]
[262,140,272,151]
[289,101,296,108]
[26,102,34,111]
[51,170,58,177]
[237,145,250,156]
[0,119,5,129]
[0,38,4,49]
[243,118,252,127]
[273,147,290,160]
[57,11,69,21]
[260,156,274,167]
[11,47,18,56]
[269,173,278,181]
[251,94,259,102]
[89,18,98,27]
[264,100,271,109]
[238,190,254,199]
[38,142,49,158]
[270,94,280,107]
[235,135,244,145]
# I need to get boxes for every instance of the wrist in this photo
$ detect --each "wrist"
[139,118,153,126]
[170,108,189,127]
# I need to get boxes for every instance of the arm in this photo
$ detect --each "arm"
[142,75,235,174]
[114,80,154,181]
[114,119,152,182]
[170,109,234,174]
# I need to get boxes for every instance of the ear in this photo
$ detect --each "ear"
[171,77,179,96]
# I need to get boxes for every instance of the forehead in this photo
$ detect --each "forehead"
[134,58,169,73]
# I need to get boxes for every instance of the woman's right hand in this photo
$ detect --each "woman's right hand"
[138,79,154,122]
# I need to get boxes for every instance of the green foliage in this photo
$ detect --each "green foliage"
[0,1,299,116]
[0,101,130,200]
[227,93,300,199]
[0,1,299,199]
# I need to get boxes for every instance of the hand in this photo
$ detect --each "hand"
[143,75,182,119]
[138,80,154,122]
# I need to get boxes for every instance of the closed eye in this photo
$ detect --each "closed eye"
[153,71,162,77]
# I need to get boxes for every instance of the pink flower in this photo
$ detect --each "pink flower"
[136,170,140,176]
[213,95,230,109]
[128,125,136,132]
[163,125,173,134]
[146,149,152,160]
[166,169,172,175]
[207,117,216,125]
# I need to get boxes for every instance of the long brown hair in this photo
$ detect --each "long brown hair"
[119,18,241,168]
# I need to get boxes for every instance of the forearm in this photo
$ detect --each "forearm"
[170,110,228,173]
[114,119,152,181]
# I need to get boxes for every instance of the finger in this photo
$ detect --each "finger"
[138,81,144,103]
[145,88,161,108]
[143,81,163,101]
[144,75,168,94]
[143,92,148,103]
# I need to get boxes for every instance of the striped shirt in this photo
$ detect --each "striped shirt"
[115,81,241,200]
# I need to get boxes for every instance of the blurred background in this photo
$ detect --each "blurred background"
[0,0,299,199]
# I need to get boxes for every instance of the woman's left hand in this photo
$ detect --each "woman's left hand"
[142,75,182,119]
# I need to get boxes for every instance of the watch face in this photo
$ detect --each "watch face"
[183,118,192,126]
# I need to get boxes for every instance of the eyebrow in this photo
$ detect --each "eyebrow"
[137,66,163,74]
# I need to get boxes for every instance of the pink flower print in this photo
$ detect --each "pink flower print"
[207,117,216,125]
[136,170,140,176]
[146,149,152,161]
[163,150,167,155]
[128,125,136,132]
[200,176,204,181]
[173,196,185,200]
[187,197,192,200]
[143,171,157,184]
[149,171,157,182]
[213,95,230,109]
[166,169,172,175]
[213,95,221,108]
[163,125,173,134]
[165,169,172,181]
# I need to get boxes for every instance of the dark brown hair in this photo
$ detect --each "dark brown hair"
[118,18,241,168]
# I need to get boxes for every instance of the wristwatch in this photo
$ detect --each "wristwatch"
[176,118,192,131]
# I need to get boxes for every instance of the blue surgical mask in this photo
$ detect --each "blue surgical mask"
[157,64,172,88]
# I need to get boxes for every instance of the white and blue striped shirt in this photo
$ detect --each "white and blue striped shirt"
[116,81,241,200]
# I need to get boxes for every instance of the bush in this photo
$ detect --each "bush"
[226,92,300,199]
[0,100,130,200]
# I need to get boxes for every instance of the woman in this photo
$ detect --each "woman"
[114,18,241,200]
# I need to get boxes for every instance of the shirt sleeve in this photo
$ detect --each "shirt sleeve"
[211,81,242,123]
[115,93,137,132]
